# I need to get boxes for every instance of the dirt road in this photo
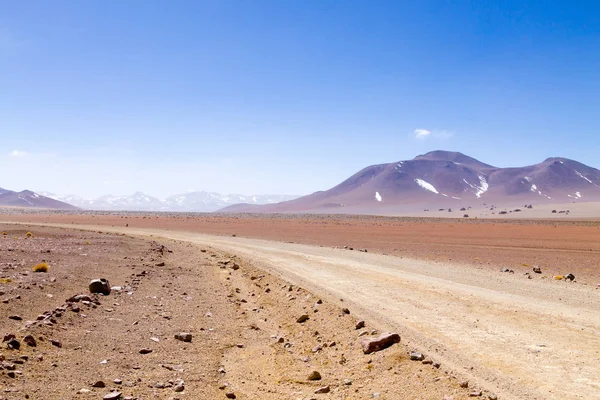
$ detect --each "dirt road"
[9,222,600,399]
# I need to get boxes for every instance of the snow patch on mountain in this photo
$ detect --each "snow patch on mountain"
[414,179,439,194]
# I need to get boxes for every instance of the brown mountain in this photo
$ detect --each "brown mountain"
[0,188,78,210]
[219,151,600,214]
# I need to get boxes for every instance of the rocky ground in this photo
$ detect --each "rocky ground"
[0,225,478,400]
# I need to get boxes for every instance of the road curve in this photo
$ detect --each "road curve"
[8,223,600,399]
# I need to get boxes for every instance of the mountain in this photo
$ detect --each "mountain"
[42,191,299,212]
[219,151,600,214]
[0,188,77,210]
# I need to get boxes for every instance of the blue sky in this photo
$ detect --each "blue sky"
[1,1,599,198]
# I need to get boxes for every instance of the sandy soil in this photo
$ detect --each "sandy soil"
[4,212,599,284]
[0,225,477,400]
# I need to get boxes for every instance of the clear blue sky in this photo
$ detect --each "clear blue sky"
[1,1,599,198]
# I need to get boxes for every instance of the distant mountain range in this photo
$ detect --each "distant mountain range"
[220,150,600,214]
[41,191,299,212]
[0,188,77,210]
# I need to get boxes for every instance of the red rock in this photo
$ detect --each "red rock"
[360,332,400,354]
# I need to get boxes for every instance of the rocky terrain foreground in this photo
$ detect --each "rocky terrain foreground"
[1,225,476,399]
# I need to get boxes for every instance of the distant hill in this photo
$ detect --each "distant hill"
[0,188,77,210]
[218,151,600,214]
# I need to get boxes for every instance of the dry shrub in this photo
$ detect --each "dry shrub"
[26,232,33,238]
[33,262,49,273]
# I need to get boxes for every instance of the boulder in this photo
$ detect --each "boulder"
[361,332,400,354]
[89,279,111,295]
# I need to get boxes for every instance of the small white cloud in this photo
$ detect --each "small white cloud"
[413,129,454,140]
[9,150,27,157]
[414,129,432,139]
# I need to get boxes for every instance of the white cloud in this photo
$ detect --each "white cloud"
[9,150,27,157]
[414,129,454,140]
[414,129,432,139]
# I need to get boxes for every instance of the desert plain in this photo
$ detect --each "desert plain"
[1,209,599,400]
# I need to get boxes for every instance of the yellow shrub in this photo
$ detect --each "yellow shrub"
[26,232,33,238]
[0,278,12,283]
[33,262,49,273]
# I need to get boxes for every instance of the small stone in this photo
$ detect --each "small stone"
[343,379,352,385]
[139,348,153,354]
[410,352,425,361]
[469,390,482,397]
[8,315,22,321]
[342,307,350,314]
[487,394,498,400]
[7,338,20,350]
[174,332,192,342]
[89,279,111,295]
[156,262,165,267]
[103,392,122,400]
[296,314,309,323]
[226,392,236,399]
[78,388,92,394]
[565,273,575,281]
[533,266,542,274]
[460,381,469,388]
[50,339,62,348]
[92,381,106,388]
[361,332,400,354]
[23,335,36,347]
[356,320,365,329]
[113,379,122,384]
[307,371,322,381]
[174,380,185,392]
[314,386,330,394]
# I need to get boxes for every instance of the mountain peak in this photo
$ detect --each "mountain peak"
[413,150,496,169]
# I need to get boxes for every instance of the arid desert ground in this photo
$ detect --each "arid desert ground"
[1,210,599,400]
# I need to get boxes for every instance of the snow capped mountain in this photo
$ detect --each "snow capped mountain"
[41,191,299,212]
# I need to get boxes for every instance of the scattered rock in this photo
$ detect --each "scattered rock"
[23,335,36,347]
[342,307,350,314]
[103,392,122,400]
[50,339,62,348]
[173,380,185,392]
[565,273,575,281]
[296,314,310,323]
[343,379,353,385]
[174,332,192,342]
[8,315,22,321]
[361,332,401,354]
[410,352,425,361]
[92,381,106,388]
[226,392,236,399]
[315,386,331,394]
[156,262,165,267]
[533,266,542,274]
[469,390,482,397]
[307,370,322,381]
[460,381,469,388]
[355,320,365,329]
[139,348,153,354]
[89,279,111,295]
[7,338,20,350]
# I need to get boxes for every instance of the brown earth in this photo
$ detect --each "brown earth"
[0,225,476,400]
[3,212,599,284]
